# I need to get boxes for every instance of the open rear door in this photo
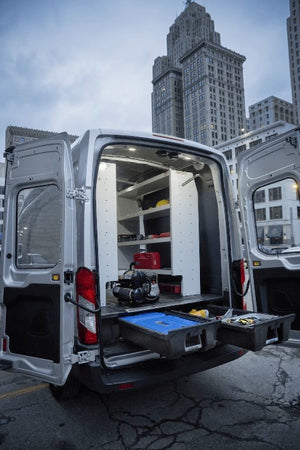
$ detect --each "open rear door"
[0,134,76,384]
[238,128,300,344]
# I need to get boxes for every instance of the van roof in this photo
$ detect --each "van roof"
[72,128,224,159]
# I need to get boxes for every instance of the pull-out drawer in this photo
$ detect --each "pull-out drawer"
[205,306,295,351]
[119,311,218,358]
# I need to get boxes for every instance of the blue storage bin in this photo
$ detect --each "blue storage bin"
[119,311,218,358]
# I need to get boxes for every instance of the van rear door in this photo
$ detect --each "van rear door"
[0,134,76,384]
[238,128,300,344]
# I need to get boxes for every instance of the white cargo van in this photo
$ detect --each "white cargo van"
[0,128,298,399]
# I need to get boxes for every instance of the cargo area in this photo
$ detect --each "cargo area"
[95,142,230,366]
[96,143,228,305]
[94,142,295,367]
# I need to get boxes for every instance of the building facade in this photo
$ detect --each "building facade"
[287,0,300,124]
[248,96,295,131]
[152,1,247,146]
[253,178,300,249]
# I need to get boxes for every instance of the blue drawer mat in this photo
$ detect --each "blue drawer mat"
[120,312,199,335]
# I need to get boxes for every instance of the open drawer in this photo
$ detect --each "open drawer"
[205,305,295,351]
[118,311,218,358]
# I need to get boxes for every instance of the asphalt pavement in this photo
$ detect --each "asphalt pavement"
[0,343,299,449]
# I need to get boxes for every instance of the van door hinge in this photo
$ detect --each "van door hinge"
[4,146,15,164]
[64,350,99,365]
[66,188,89,202]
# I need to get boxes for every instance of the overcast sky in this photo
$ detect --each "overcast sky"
[0,0,291,147]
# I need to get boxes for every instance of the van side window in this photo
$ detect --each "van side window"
[253,178,300,255]
[16,185,60,268]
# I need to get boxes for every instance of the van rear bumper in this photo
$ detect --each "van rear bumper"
[72,344,246,394]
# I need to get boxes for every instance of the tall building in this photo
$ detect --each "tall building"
[152,1,247,146]
[287,0,300,124]
[248,96,295,131]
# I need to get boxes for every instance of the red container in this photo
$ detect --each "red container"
[159,282,181,294]
[134,252,161,269]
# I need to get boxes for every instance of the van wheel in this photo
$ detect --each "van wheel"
[49,374,81,400]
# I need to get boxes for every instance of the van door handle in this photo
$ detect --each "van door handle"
[64,292,100,313]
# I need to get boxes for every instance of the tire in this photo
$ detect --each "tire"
[49,374,81,400]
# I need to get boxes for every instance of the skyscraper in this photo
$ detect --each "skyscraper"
[287,0,300,124]
[152,1,247,146]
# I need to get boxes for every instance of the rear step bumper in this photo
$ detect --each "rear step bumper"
[72,344,246,394]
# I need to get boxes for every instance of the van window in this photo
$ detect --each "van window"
[253,178,300,254]
[16,185,60,268]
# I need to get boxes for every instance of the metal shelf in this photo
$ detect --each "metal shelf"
[118,204,170,222]
[118,237,171,247]
[118,172,169,199]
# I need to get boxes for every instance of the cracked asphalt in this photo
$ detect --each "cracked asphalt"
[0,344,299,449]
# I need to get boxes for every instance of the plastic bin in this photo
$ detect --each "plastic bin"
[207,305,295,351]
[119,311,218,358]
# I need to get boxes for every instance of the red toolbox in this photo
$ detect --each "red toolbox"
[134,252,161,269]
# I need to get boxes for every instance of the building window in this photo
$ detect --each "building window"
[255,208,266,221]
[254,189,265,203]
[297,206,300,219]
[249,139,262,148]
[223,149,232,160]
[235,144,246,158]
[269,206,282,220]
[269,186,282,201]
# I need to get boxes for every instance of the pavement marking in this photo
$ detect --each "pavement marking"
[0,383,48,401]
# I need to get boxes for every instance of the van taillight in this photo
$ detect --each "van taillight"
[1,339,7,352]
[76,267,98,344]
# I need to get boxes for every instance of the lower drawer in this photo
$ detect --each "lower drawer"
[119,311,218,358]
[206,305,295,351]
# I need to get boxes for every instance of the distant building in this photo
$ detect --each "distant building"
[253,178,300,249]
[5,126,78,149]
[287,0,300,124]
[152,1,247,146]
[248,96,295,131]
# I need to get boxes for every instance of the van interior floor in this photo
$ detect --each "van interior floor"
[100,292,224,318]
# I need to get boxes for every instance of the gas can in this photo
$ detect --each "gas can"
[134,252,161,269]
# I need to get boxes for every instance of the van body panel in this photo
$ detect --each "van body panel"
[0,135,76,384]
[238,128,300,342]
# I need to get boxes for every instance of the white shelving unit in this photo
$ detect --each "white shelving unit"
[117,169,200,295]
[96,162,119,305]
